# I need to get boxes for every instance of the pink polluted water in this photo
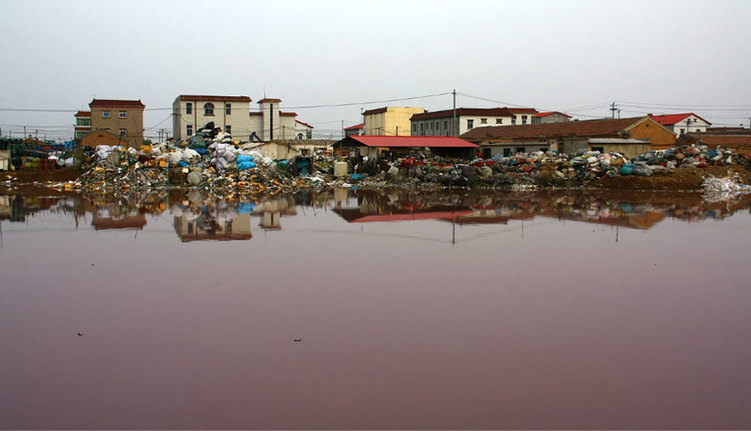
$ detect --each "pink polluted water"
[1,189,750,429]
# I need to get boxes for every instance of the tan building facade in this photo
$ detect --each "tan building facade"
[89,99,145,148]
[173,95,253,141]
[363,107,425,136]
[411,107,539,136]
[173,96,313,142]
[462,116,676,157]
[79,130,129,148]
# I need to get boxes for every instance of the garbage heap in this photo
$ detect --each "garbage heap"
[348,150,633,189]
[70,133,750,194]
[76,126,326,197]
[345,144,749,190]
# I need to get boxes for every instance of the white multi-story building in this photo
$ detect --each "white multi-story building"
[172,95,313,142]
[410,107,539,136]
[648,113,711,135]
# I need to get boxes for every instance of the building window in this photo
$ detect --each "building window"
[186,124,193,136]
[413,124,417,132]
[679,128,685,134]
[511,117,516,125]
[420,123,424,132]
[186,103,192,114]
[119,128,127,136]
[76,118,91,126]
[515,147,525,154]
[443,120,448,129]
[522,115,527,124]
[435,122,440,130]
[204,103,214,116]
[119,111,126,119]
[480,118,487,124]
[496,118,502,124]
[503,148,512,157]
[225,125,231,134]
[430,122,433,130]
[102,111,110,118]
[225,103,231,115]
[467,119,474,129]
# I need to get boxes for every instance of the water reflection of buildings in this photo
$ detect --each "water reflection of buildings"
[92,213,147,230]
[330,189,747,231]
[174,212,252,242]
[1,194,83,222]
[255,198,297,231]
[171,196,298,242]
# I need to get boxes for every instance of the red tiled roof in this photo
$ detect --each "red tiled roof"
[178,95,251,103]
[536,111,571,118]
[296,120,314,129]
[75,110,91,117]
[460,116,662,141]
[89,99,145,108]
[362,107,388,116]
[344,123,364,130]
[683,133,751,148]
[346,210,475,223]
[648,113,711,126]
[258,98,282,103]
[343,135,478,148]
[508,107,539,114]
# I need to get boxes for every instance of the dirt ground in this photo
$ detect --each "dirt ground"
[591,165,751,191]
[2,168,83,183]
[4,165,751,192]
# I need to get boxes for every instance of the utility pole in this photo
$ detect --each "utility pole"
[610,102,617,119]
[341,120,344,139]
[452,89,457,136]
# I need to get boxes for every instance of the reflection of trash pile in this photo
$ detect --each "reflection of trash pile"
[702,174,751,202]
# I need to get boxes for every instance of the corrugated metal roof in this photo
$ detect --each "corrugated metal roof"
[588,138,650,144]
[346,135,478,148]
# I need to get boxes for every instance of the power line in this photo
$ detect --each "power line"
[616,100,751,108]
[281,92,452,109]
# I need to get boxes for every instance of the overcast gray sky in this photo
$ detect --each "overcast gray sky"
[2,0,750,140]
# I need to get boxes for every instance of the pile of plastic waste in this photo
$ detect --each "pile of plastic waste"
[702,174,751,202]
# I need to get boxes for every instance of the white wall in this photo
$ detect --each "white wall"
[172,98,252,141]
[673,115,710,135]
[411,114,520,136]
